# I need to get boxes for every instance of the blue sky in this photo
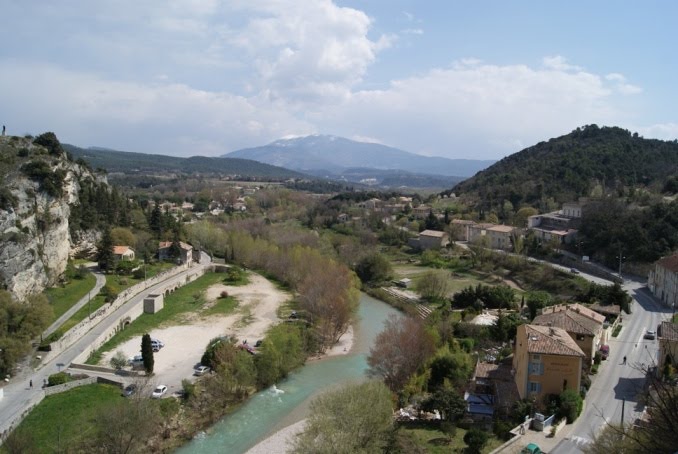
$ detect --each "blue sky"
[1,0,676,159]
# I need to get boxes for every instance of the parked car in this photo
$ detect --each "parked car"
[521,443,542,454]
[644,330,656,340]
[570,268,580,274]
[122,384,137,397]
[194,365,210,376]
[599,345,610,360]
[151,385,168,398]
[151,339,164,349]
[128,354,143,366]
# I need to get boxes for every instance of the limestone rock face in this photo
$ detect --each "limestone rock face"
[0,136,106,300]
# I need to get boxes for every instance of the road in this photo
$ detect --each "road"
[551,276,673,453]
[42,265,106,338]
[0,252,211,438]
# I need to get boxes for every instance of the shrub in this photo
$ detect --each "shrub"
[110,351,128,370]
[33,132,64,156]
[100,284,118,303]
[47,372,70,386]
[559,389,583,423]
[463,428,489,454]
[594,351,602,365]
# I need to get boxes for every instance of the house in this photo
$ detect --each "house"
[408,229,449,251]
[112,246,135,262]
[412,205,432,219]
[533,304,605,364]
[468,223,516,250]
[658,321,678,375]
[526,202,584,245]
[337,213,350,223]
[158,241,193,264]
[450,219,476,242]
[513,324,585,401]
[469,359,520,419]
[648,253,678,309]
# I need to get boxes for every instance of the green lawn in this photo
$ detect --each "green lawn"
[1,384,122,454]
[393,264,505,296]
[45,272,96,322]
[57,263,176,334]
[87,272,238,364]
[396,423,503,453]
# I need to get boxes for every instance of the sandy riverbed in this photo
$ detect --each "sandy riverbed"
[100,272,355,395]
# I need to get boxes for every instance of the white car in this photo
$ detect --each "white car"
[194,365,210,376]
[151,385,168,398]
[151,339,165,349]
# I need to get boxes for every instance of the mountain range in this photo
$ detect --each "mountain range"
[224,135,495,178]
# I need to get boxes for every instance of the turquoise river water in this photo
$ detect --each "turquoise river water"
[176,293,399,454]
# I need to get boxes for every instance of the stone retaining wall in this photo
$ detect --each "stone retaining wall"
[44,263,192,361]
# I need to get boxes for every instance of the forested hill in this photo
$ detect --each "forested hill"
[64,144,306,180]
[448,125,678,208]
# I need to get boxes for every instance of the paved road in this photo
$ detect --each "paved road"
[0,252,211,438]
[43,265,106,338]
[551,277,673,453]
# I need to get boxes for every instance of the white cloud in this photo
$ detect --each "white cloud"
[635,123,678,140]
[543,55,583,72]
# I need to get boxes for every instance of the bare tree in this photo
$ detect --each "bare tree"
[415,270,450,302]
[367,314,436,392]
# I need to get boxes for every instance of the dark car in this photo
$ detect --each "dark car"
[122,384,137,397]
[599,345,609,360]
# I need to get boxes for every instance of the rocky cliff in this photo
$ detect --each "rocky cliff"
[0,134,106,301]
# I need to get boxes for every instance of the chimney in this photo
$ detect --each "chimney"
[548,322,554,336]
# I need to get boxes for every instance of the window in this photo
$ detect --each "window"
[529,382,541,393]
[576,334,585,341]
[530,362,543,375]
[531,354,541,361]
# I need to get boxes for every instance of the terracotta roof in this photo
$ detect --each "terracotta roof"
[452,219,476,225]
[158,241,192,251]
[588,303,621,316]
[656,253,678,274]
[487,225,515,233]
[660,321,678,342]
[419,230,446,238]
[113,246,132,255]
[524,324,585,357]
[541,303,605,324]
[533,310,602,336]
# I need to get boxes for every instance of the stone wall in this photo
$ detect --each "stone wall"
[43,263,191,361]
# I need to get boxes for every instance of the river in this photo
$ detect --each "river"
[177,293,399,454]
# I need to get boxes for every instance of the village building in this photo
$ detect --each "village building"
[468,223,517,250]
[658,321,678,376]
[112,245,135,262]
[158,241,193,264]
[513,324,585,401]
[648,253,678,309]
[450,219,476,242]
[408,229,449,251]
[526,202,584,245]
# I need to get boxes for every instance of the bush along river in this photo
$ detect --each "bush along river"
[177,293,399,454]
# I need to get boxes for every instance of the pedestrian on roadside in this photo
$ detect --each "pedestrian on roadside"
[623,356,627,365]
[29,379,33,388]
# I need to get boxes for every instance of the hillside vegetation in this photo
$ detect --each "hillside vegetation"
[64,144,305,180]
[450,125,678,209]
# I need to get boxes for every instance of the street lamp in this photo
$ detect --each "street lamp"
[616,247,626,280]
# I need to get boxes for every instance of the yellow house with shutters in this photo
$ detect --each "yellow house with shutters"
[513,324,585,401]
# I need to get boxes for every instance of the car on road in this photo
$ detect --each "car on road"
[599,344,609,360]
[644,330,656,340]
[128,354,143,366]
[151,339,164,349]
[122,384,137,397]
[570,267,580,274]
[151,385,168,398]
[194,365,210,376]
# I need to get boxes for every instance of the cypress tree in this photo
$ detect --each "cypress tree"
[141,333,154,374]
[96,228,115,272]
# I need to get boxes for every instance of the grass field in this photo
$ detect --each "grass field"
[57,262,175,334]
[1,384,122,454]
[45,272,96,322]
[87,272,237,363]
[392,263,511,297]
[396,423,503,453]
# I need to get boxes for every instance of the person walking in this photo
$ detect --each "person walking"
[29,379,33,388]
[623,356,627,365]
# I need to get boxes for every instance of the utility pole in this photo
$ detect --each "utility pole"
[617,245,626,281]
[621,398,625,429]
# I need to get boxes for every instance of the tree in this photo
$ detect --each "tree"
[110,227,136,247]
[463,428,489,454]
[355,253,393,285]
[367,315,436,392]
[110,350,128,370]
[559,389,583,423]
[416,270,450,302]
[141,334,154,374]
[422,388,466,422]
[90,393,158,454]
[292,381,393,454]
[96,228,115,272]
[427,351,474,391]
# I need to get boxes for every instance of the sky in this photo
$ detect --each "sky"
[1,0,677,160]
